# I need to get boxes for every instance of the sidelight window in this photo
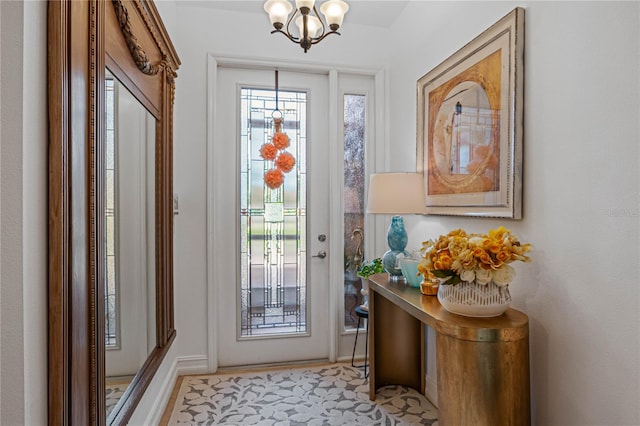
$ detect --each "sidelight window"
[343,94,366,329]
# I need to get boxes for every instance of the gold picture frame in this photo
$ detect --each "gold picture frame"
[417,7,524,218]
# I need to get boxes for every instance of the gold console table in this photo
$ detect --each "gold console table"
[367,273,530,426]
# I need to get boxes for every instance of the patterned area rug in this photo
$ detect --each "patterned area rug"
[168,363,438,425]
[105,378,132,417]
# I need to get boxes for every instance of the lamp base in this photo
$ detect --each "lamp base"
[382,249,407,277]
[382,216,409,277]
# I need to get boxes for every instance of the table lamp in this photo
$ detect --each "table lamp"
[366,173,427,278]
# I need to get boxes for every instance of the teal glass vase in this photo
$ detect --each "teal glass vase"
[382,216,408,276]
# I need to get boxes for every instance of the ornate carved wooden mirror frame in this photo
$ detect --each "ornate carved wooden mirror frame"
[48,0,179,423]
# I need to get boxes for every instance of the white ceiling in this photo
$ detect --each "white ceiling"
[176,0,411,28]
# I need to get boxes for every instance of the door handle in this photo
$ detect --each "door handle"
[312,250,327,259]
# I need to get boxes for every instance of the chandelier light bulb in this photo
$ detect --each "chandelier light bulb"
[296,14,322,38]
[320,0,349,30]
[264,0,293,29]
[295,0,316,13]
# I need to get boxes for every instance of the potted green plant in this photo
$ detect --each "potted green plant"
[356,257,384,279]
[356,258,383,310]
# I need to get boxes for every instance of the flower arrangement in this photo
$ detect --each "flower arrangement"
[418,226,531,287]
[260,118,296,189]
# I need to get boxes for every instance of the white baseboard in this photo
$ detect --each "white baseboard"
[133,355,210,426]
[131,356,179,426]
[337,355,363,364]
[176,355,210,376]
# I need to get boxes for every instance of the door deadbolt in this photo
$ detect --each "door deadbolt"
[318,234,326,242]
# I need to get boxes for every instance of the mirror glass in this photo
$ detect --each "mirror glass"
[104,69,157,419]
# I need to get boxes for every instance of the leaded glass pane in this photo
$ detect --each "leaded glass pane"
[343,94,366,329]
[105,78,119,347]
[240,87,307,337]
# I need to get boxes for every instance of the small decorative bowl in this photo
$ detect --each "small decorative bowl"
[399,258,422,288]
[420,281,439,296]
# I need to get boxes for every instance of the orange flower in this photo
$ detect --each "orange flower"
[272,132,290,150]
[264,169,284,189]
[488,243,501,254]
[439,254,453,270]
[496,250,510,263]
[259,143,278,161]
[472,247,485,257]
[479,253,492,265]
[448,229,467,238]
[275,151,296,173]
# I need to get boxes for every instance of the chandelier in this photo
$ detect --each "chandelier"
[264,0,349,53]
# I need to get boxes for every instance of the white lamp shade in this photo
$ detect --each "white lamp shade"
[366,173,427,214]
[264,0,293,26]
[295,0,316,10]
[296,14,322,38]
[320,0,349,28]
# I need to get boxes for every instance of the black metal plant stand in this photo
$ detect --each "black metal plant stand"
[350,306,369,378]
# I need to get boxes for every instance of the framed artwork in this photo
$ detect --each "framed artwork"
[416,7,524,218]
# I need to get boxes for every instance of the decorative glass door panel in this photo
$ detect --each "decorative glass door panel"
[343,94,366,329]
[105,76,119,348]
[216,67,329,367]
[239,88,308,337]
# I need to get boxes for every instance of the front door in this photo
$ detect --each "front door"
[215,67,330,366]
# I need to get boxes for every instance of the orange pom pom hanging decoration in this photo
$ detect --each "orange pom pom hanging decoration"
[262,70,296,190]
[272,132,290,150]
[262,116,296,190]
[264,168,284,189]
[259,143,278,161]
[275,151,296,173]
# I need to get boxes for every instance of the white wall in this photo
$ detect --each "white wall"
[166,4,392,366]
[22,1,48,423]
[388,2,639,424]
[2,1,634,424]
[151,2,640,424]
[0,0,47,424]
[0,1,25,422]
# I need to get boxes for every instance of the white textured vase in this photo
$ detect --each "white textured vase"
[437,280,511,317]
[360,277,369,310]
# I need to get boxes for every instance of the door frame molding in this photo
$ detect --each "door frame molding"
[205,54,386,372]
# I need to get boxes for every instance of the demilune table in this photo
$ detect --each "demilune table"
[367,273,530,426]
